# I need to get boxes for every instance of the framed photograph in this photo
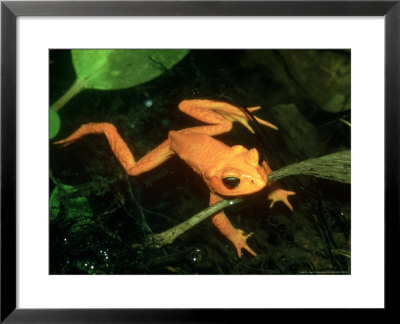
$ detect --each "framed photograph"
[1,0,398,321]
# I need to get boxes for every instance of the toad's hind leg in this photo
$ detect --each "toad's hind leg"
[178,100,233,136]
[179,99,278,134]
[54,123,174,176]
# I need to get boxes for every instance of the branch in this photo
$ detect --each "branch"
[131,150,350,250]
[135,198,243,249]
[268,150,350,183]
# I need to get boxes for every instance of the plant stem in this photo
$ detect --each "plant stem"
[51,78,86,112]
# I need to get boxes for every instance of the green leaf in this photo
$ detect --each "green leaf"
[50,108,61,139]
[50,184,93,233]
[71,49,189,90]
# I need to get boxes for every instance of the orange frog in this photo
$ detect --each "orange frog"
[55,99,295,257]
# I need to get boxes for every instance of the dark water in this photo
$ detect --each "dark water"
[49,49,350,274]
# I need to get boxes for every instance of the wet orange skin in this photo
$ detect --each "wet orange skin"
[55,99,295,257]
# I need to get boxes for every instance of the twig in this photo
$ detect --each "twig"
[132,198,242,249]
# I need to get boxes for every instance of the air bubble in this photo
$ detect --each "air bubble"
[189,247,206,262]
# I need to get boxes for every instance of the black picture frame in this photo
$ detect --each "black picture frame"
[1,0,398,322]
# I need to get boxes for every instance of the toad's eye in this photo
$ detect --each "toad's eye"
[222,177,240,189]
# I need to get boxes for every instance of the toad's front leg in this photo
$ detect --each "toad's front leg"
[262,161,296,211]
[210,192,257,258]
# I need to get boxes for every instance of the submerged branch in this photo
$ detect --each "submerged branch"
[132,150,351,250]
[268,150,350,183]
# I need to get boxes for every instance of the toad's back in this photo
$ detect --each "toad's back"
[168,130,230,175]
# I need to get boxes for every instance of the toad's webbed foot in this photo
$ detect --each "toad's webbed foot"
[268,188,296,211]
[228,229,257,258]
